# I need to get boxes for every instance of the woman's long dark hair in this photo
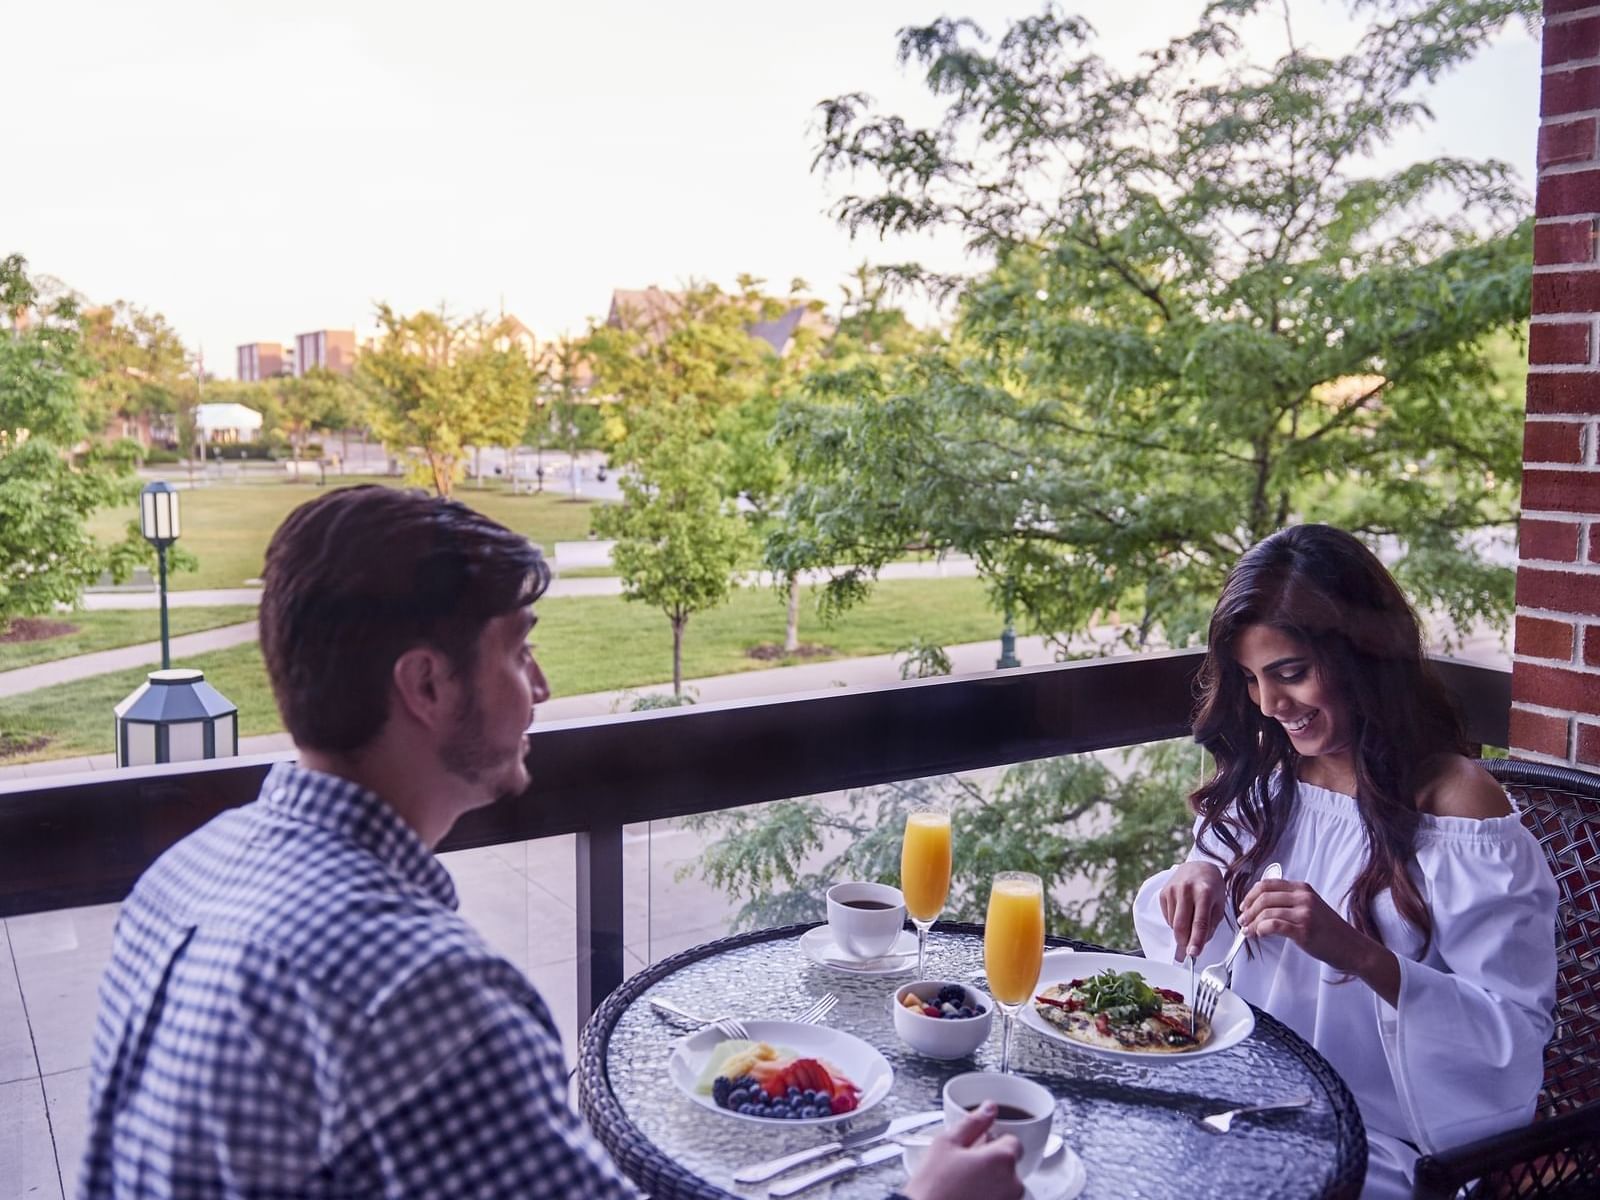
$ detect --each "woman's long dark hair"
[1190,524,1467,957]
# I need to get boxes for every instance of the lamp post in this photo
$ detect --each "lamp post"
[996,608,1022,670]
[139,481,180,670]
[535,391,547,493]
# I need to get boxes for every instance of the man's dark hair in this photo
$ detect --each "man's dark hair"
[260,486,551,753]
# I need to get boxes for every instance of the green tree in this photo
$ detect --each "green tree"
[268,370,336,463]
[684,742,1199,949]
[533,334,594,498]
[78,301,189,444]
[593,408,750,696]
[718,279,831,653]
[778,0,1534,649]
[0,255,161,636]
[583,279,776,464]
[359,307,535,498]
[694,0,1537,951]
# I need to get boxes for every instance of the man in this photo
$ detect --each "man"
[81,486,1023,1199]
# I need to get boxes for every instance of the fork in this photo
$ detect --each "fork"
[648,991,838,1040]
[1200,1093,1313,1132]
[1193,862,1282,1028]
[647,997,751,1041]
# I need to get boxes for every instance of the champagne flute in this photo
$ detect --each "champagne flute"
[900,807,952,979]
[985,871,1045,1074]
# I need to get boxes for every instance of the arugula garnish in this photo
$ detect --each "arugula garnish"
[1076,969,1160,1021]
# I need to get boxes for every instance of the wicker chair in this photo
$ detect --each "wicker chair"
[1412,759,1600,1199]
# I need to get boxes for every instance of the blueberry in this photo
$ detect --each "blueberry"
[937,984,965,1005]
[738,1103,756,1115]
[787,1086,802,1099]
[729,1087,750,1107]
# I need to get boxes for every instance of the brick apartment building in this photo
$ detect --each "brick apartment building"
[236,342,286,382]
[293,329,356,376]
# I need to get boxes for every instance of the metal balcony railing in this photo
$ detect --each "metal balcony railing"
[0,649,1510,1024]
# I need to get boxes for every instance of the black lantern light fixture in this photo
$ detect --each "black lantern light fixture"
[139,480,180,669]
[114,669,239,767]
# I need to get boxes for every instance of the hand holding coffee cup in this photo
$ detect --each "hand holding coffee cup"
[941,1071,1055,1177]
[825,882,907,959]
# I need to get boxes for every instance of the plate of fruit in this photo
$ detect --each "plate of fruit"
[668,1020,894,1126]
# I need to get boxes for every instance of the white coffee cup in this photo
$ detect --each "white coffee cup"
[942,1071,1055,1177]
[825,881,906,959]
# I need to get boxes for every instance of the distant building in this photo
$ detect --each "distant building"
[491,314,538,361]
[605,286,833,356]
[605,287,685,341]
[236,342,286,382]
[294,329,356,376]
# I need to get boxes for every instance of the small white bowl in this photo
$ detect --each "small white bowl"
[891,980,993,1060]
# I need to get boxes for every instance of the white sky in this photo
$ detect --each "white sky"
[3,1,1539,377]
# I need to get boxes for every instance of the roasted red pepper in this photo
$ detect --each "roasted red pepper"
[1035,993,1085,1012]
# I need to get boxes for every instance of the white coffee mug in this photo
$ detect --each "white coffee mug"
[942,1071,1055,1177]
[825,881,906,959]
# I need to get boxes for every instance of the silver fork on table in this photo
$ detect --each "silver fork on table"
[648,991,837,1039]
[1201,1093,1313,1133]
[1193,862,1282,1029]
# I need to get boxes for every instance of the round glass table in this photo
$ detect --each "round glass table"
[578,922,1367,1199]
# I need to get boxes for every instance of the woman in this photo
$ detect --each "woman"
[1134,524,1557,1199]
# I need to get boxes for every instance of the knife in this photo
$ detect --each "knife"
[732,1111,941,1184]
[767,1142,906,1197]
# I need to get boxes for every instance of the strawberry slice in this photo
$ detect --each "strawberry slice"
[793,1058,832,1096]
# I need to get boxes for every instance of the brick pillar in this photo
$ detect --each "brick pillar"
[1513,1,1600,767]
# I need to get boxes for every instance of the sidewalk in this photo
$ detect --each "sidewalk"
[79,557,982,611]
[0,622,259,700]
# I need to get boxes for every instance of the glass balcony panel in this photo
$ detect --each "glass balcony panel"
[640,739,1205,971]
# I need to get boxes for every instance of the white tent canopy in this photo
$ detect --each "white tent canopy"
[193,402,263,440]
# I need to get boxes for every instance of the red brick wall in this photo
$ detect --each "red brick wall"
[1514,1,1600,767]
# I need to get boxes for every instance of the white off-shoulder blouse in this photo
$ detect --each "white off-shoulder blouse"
[1133,778,1559,1199]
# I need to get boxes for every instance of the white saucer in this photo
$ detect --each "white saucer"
[1024,1139,1086,1200]
[798,925,918,975]
[901,1131,1085,1200]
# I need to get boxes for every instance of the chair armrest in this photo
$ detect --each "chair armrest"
[1412,1103,1600,1199]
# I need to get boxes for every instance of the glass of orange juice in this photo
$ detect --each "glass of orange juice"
[901,807,952,979]
[985,871,1045,1073]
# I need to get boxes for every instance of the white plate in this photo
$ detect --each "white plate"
[798,925,918,975]
[903,1128,1085,1200]
[1017,950,1255,1063]
[666,1019,894,1127]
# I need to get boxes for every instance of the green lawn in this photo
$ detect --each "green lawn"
[85,478,600,591]
[0,578,1002,763]
[0,607,258,672]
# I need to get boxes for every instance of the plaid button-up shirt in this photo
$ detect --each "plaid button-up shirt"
[80,762,639,1199]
